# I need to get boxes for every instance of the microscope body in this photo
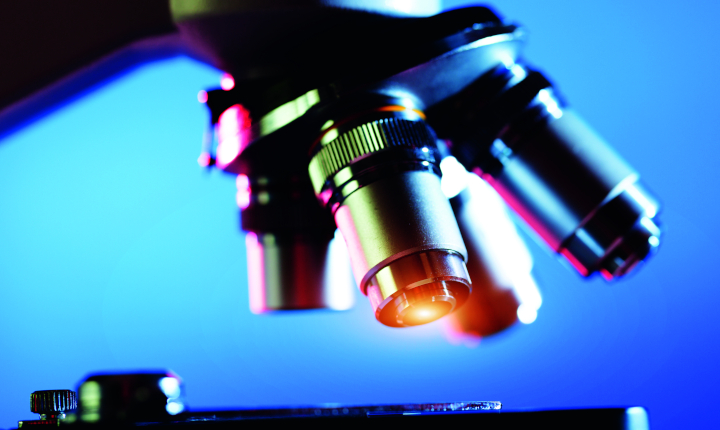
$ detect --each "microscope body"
[1,2,660,429]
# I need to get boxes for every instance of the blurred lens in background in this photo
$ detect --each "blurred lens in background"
[440,156,541,345]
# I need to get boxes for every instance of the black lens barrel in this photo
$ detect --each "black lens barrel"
[428,64,661,279]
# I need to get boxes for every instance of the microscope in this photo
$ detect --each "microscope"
[1,1,660,428]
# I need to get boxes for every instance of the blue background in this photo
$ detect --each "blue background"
[1,1,718,429]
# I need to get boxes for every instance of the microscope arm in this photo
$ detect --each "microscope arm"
[0,1,433,140]
[0,0,181,139]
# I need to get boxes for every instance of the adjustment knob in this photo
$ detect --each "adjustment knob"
[18,390,76,427]
[31,390,77,417]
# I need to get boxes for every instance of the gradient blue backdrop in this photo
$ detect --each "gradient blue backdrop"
[1,1,718,429]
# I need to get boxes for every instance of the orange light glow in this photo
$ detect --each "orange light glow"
[414,308,436,321]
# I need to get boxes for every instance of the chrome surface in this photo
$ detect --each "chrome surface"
[334,170,468,292]
[245,231,355,313]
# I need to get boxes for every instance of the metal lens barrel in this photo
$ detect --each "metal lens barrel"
[209,97,356,313]
[209,98,356,313]
[238,173,355,313]
[429,65,661,280]
[440,156,541,341]
[309,107,471,327]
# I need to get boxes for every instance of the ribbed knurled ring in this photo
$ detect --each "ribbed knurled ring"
[308,116,436,194]
[31,390,77,414]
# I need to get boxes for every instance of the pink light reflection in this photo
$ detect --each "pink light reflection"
[197,152,212,167]
[443,321,482,348]
[561,248,590,276]
[217,104,252,169]
[480,170,560,251]
[220,73,235,91]
[245,232,267,314]
[333,205,368,291]
[366,285,384,311]
[197,90,208,103]
[236,174,251,209]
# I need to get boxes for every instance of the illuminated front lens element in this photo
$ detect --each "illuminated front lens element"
[365,250,470,327]
[334,169,471,327]
[402,297,454,326]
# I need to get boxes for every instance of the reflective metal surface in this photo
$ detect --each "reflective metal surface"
[18,390,77,427]
[199,5,661,329]
[429,63,662,279]
[307,103,471,327]
[330,165,470,327]
[245,231,355,313]
[367,250,470,327]
[484,108,661,279]
[333,171,468,288]
[231,134,351,311]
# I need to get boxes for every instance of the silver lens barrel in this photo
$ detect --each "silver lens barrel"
[309,106,471,327]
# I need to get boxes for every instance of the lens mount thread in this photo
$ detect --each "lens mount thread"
[309,113,437,196]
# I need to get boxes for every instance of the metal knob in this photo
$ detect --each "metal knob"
[18,390,76,427]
